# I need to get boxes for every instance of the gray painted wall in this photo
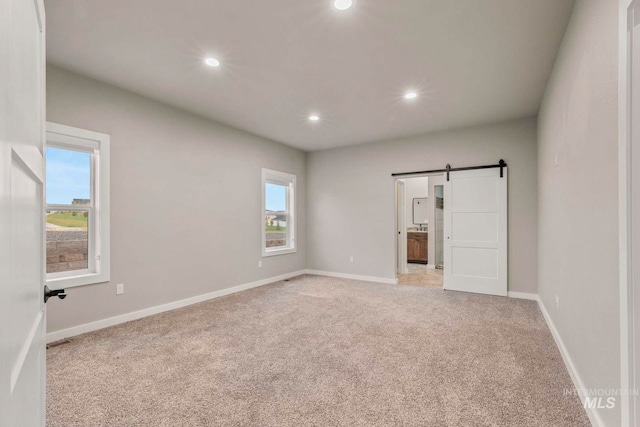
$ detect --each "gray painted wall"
[306,117,538,294]
[46,65,307,333]
[537,0,620,425]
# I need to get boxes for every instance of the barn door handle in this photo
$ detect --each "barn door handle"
[44,285,67,303]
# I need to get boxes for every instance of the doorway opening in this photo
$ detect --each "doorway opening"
[395,174,445,289]
[394,162,508,296]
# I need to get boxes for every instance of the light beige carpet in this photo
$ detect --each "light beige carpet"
[47,275,590,426]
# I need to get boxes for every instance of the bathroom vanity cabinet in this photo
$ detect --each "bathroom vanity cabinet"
[407,232,428,264]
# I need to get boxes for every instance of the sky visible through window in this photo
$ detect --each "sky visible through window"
[46,147,90,204]
[265,183,286,212]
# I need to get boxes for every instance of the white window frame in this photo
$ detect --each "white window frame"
[45,122,110,288]
[262,168,296,257]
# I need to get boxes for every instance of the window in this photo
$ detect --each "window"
[262,169,296,256]
[46,122,110,288]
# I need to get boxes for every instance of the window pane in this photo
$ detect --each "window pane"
[265,214,287,248]
[265,183,287,249]
[46,147,91,205]
[46,210,89,273]
[265,183,287,212]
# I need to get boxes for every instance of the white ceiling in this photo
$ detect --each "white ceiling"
[45,0,575,152]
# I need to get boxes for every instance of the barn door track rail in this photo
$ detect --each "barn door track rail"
[391,159,507,181]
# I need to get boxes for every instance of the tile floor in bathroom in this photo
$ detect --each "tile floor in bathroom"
[397,263,443,289]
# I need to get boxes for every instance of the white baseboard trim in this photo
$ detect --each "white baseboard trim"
[304,269,398,285]
[507,291,538,301]
[537,298,603,427]
[46,270,306,343]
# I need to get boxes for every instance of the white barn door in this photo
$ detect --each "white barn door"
[0,0,47,425]
[443,168,507,296]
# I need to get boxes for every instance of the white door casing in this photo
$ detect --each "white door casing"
[630,3,640,424]
[396,180,408,275]
[0,0,47,425]
[622,1,640,425]
[443,168,508,296]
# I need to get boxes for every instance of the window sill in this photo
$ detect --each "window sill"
[46,271,110,289]
[262,247,297,258]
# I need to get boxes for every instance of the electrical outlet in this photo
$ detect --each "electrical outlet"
[554,154,559,168]
[349,256,354,263]
[555,295,560,310]
[116,283,124,295]
[258,260,262,268]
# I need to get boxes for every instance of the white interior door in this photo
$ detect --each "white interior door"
[443,168,507,296]
[396,180,408,275]
[0,0,47,425]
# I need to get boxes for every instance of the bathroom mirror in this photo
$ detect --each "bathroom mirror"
[412,198,429,225]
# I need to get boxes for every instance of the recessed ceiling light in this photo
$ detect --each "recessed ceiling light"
[204,57,220,67]
[404,92,418,100]
[309,115,320,122]
[333,0,353,11]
